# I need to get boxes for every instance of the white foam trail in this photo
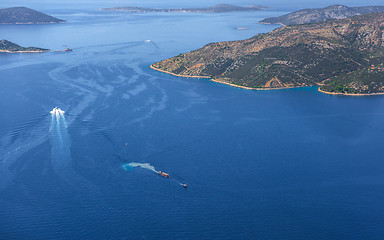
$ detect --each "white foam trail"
[122,162,159,173]
[50,109,70,169]
[48,110,99,196]
[50,107,65,119]
[122,162,187,187]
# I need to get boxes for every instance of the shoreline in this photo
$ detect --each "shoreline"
[149,64,211,78]
[210,79,256,90]
[214,79,384,96]
[211,79,306,91]
[0,21,65,25]
[0,50,50,53]
[318,88,384,96]
[150,64,384,96]
[258,21,286,26]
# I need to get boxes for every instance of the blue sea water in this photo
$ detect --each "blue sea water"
[1,1,384,239]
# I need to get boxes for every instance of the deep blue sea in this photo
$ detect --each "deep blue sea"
[1,1,384,239]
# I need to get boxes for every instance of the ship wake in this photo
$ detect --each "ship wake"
[122,162,159,173]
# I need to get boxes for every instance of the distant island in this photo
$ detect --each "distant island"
[260,4,384,25]
[0,7,65,24]
[100,4,266,13]
[151,12,384,95]
[0,40,49,53]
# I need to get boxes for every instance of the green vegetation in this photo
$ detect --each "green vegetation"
[321,69,384,94]
[260,5,384,26]
[0,7,65,24]
[152,12,384,95]
[0,40,49,53]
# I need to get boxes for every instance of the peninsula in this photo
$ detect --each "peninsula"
[0,7,65,24]
[0,40,50,53]
[260,4,384,26]
[151,12,384,95]
[100,4,266,13]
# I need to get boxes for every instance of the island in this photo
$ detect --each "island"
[100,4,266,13]
[151,12,384,95]
[260,4,384,26]
[0,40,50,53]
[0,7,65,24]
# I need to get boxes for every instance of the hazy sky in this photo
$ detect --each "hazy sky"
[0,0,383,11]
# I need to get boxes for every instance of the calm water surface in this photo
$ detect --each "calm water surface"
[1,2,384,239]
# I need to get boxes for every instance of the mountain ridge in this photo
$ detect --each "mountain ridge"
[260,4,384,25]
[151,12,384,95]
[100,4,266,13]
[0,7,65,24]
[0,40,49,53]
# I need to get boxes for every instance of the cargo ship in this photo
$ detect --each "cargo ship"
[158,171,169,178]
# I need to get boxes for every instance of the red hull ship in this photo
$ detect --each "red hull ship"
[158,171,170,178]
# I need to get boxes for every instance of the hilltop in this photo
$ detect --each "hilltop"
[0,40,49,53]
[260,4,384,25]
[0,7,65,24]
[100,4,266,13]
[151,12,384,95]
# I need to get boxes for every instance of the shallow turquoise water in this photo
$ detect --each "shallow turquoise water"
[1,2,384,239]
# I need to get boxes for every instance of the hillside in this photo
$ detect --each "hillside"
[100,4,266,13]
[260,4,384,25]
[0,40,49,53]
[0,7,65,24]
[151,12,384,95]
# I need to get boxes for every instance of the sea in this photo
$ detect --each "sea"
[1,0,384,239]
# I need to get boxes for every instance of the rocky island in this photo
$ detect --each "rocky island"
[100,4,266,13]
[0,7,65,24]
[151,12,384,95]
[260,4,384,26]
[0,40,49,53]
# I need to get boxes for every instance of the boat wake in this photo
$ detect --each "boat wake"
[49,107,99,196]
[122,162,159,173]
[0,114,49,190]
[122,162,187,188]
[49,107,71,178]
